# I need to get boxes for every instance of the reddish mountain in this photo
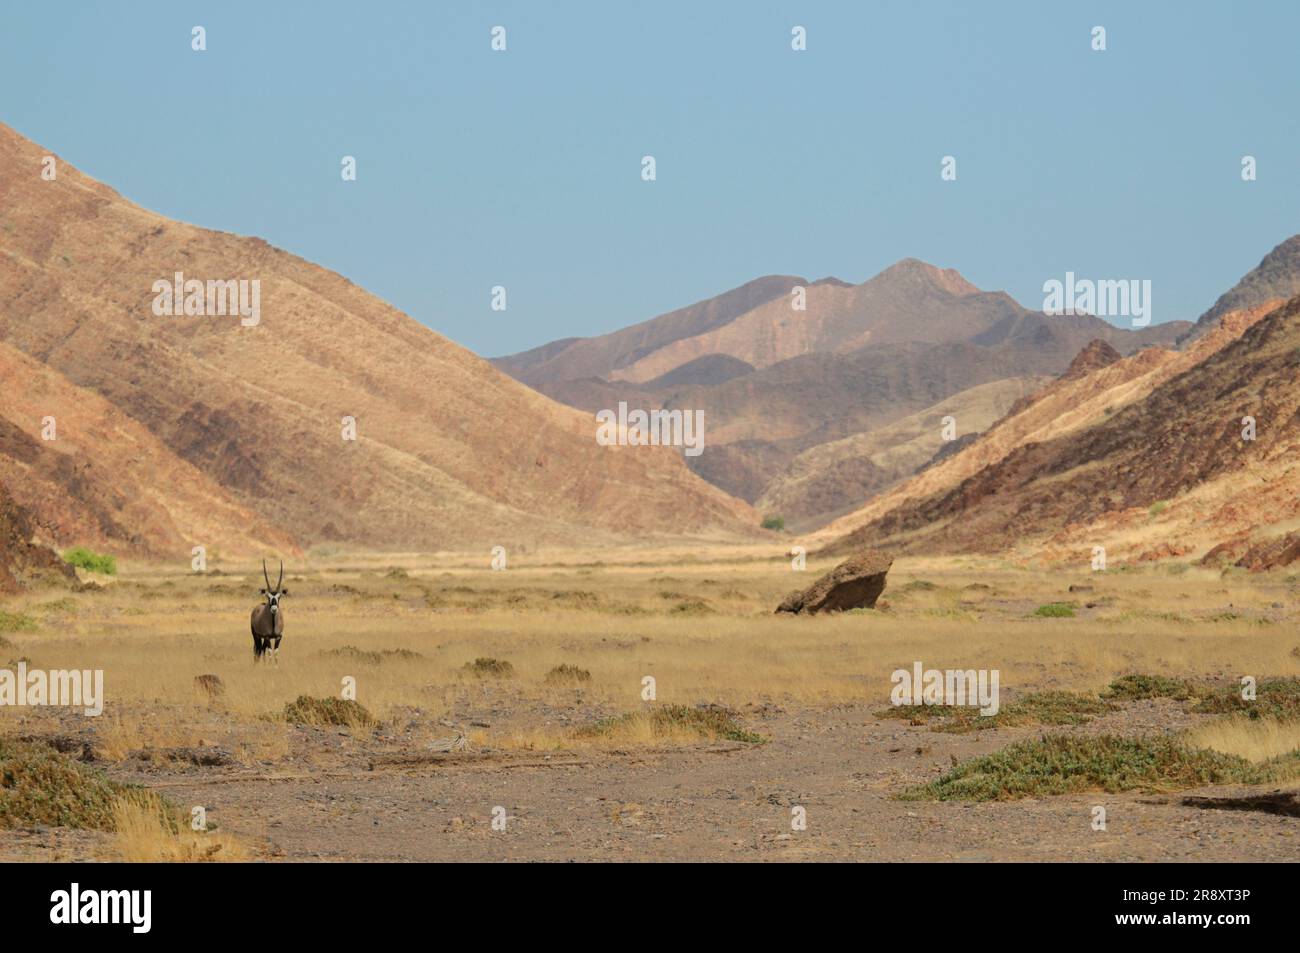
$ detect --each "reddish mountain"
[0,122,757,557]
[0,481,74,593]
[823,295,1300,563]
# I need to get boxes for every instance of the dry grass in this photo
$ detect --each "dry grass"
[0,550,1295,750]
[94,708,290,764]
[110,791,250,862]
[476,704,764,751]
[1187,715,1300,763]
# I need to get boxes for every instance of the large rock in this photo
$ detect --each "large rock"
[1200,531,1300,571]
[1235,532,1300,572]
[775,550,893,615]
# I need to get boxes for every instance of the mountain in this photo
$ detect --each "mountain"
[605,260,1009,384]
[0,340,296,558]
[0,480,74,592]
[494,274,801,388]
[495,264,1190,523]
[820,296,1297,563]
[1181,235,1300,342]
[0,122,757,556]
[756,376,1049,530]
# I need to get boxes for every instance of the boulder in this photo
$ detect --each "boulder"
[776,550,893,615]
[1234,532,1300,572]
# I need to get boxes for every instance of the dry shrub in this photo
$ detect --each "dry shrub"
[111,791,249,862]
[280,694,374,729]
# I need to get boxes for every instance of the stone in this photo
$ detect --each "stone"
[775,550,893,615]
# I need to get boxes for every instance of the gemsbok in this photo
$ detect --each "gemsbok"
[251,560,288,663]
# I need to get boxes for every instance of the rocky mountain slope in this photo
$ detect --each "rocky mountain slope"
[0,480,74,592]
[0,122,757,556]
[756,376,1049,530]
[821,295,1299,564]
[1181,235,1300,342]
[0,341,296,558]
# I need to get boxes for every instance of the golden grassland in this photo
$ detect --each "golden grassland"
[1,546,1297,763]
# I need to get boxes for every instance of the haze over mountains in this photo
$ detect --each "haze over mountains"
[496,259,1190,528]
[0,122,756,560]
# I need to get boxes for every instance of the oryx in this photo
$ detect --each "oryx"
[250,560,288,662]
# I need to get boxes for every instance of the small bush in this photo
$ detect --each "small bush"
[761,516,785,531]
[0,611,37,634]
[1148,501,1168,517]
[463,657,514,678]
[0,739,142,830]
[62,547,117,576]
[877,690,1112,733]
[320,646,424,664]
[580,704,765,745]
[1192,677,1300,721]
[669,599,714,616]
[280,695,374,728]
[545,663,592,685]
[1104,674,1201,701]
[1032,602,1076,618]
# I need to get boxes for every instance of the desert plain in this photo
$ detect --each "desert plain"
[2,547,1296,862]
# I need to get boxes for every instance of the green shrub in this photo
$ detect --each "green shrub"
[61,547,117,576]
[761,516,785,531]
[1104,673,1201,701]
[0,611,37,633]
[0,739,154,830]
[877,690,1112,733]
[1032,602,1076,618]
[901,734,1299,801]
[1192,677,1300,720]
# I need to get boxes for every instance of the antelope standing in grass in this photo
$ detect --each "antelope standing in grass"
[251,560,288,663]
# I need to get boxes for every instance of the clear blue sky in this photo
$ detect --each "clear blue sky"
[2,1,1295,355]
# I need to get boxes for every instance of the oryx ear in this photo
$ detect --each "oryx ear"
[280,588,289,596]
[259,588,267,595]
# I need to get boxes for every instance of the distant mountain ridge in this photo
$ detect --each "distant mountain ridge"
[1181,235,1300,342]
[495,259,1190,525]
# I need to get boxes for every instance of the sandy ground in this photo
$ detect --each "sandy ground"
[4,700,1293,862]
